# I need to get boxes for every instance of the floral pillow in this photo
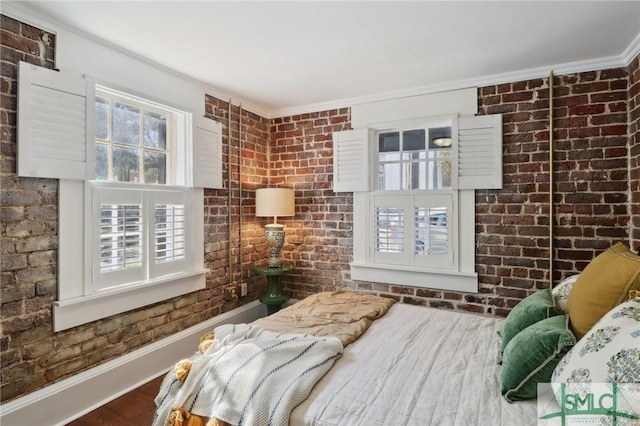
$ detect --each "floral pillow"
[551,274,579,313]
[551,298,640,413]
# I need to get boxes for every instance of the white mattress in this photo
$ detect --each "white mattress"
[290,303,538,425]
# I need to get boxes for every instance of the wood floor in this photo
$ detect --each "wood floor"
[66,376,163,426]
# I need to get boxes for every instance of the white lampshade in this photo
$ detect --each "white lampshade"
[255,188,295,220]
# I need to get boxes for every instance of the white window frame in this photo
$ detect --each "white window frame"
[17,62,222,331]
[337,105,501,293]
[94,88,176,184]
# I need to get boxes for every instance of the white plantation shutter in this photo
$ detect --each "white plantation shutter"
[93,187,144,291]
[332,128,371,192]
[148,189,189,278]
[17,61,95,180]
[193,117,222,188]
[456,114,503,190]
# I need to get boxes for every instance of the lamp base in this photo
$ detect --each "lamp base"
[264,223,285,268]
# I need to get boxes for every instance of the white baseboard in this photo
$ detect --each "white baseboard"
[0,300,266,426]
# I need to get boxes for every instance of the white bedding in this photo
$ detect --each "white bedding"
[289,303,538,426]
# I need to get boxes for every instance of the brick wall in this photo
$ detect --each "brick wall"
[629,56,640,251]
[0,15,268,402]
[269,109,353,298]
[475,70,630,315]
[203,96,271,292]
[273,68,634,316]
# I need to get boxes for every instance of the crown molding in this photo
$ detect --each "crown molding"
[622,32,640,66]
[269,52,634,118]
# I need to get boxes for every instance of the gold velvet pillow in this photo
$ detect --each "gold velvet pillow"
[566,242,640,340]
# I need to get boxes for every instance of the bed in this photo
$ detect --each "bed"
[289,302,537,426]
[153,291,538,426]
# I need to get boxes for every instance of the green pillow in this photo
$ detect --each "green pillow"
[500,289,557,356]
[501,315,576,402]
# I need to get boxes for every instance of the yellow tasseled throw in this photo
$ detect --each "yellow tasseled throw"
[199,339,213,354]
[167,408,188,426]
[198,331,215,354]
[200,331,215,343]
[166,408,208,426]
[185,414,204,426]
[174,359,192,382]
[206,417,229,426]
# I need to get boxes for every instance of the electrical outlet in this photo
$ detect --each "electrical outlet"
[240,282,247,297]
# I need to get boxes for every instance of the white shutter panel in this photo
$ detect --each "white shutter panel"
[457,114,502,190]
[333,128,371,192]
[192,117,222,188]
[17,61,95,180]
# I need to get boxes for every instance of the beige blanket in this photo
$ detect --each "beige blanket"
[254,291,395,346]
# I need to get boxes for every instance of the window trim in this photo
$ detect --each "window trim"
[56,179,206,331]
[16,57,223,331]
[95,86,178,185]
[89,182,192,294]
[352,189,477,292]
[348,116,482,292]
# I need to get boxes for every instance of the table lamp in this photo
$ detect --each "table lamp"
[255,187,295,267]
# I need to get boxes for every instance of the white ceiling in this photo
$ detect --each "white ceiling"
[8,1,640,117]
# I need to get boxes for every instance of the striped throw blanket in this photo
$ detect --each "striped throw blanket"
[153,324,343,426]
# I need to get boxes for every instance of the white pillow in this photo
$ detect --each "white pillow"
[551,274,579,313]
[551,298,640,417]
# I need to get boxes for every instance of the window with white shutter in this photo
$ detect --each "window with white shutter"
[337,113,502,293]
[17,62,220,330]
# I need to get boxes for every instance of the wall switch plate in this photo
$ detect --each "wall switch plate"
[240,282,247,297]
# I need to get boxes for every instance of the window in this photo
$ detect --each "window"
[17,62,222,330]
[334,111,502,293]
[95,92,172,184]
[377,127,452,190]
[369,121,455,271]
[88,89,192,294]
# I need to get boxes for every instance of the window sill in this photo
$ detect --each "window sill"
[52,269,208,331]
[350,263,478,293]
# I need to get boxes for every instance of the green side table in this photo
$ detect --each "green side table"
[254,263,294,315]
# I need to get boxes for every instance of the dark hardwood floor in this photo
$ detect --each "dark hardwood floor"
[66,376,163,426]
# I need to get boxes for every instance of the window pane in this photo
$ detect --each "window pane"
[144,151,167,184]
[403,161,427,190]
[113,146,141,182]
[155,204,185,263]
[428,150,452,189]
[144,111,167,150]
[403,129,425,151]
[379,152,401,162]
[113,102,140,146]
[378,163,401,190]
[375,207,403,253]
[100,204,142,272]
[95,143,109,180]
[415,207,448,255]
[95,97,109,140]
[379,132,399,153]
